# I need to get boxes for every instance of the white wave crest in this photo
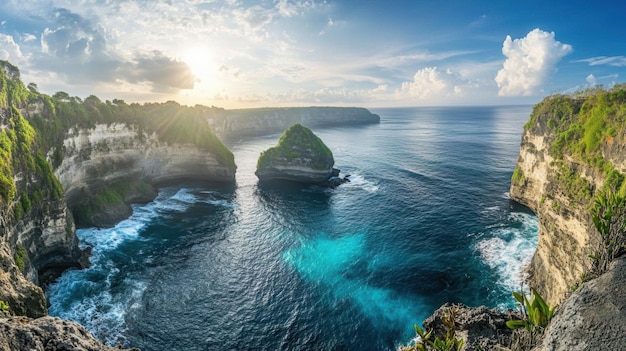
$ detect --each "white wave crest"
[476,212,538,293]
[341,173,380,193]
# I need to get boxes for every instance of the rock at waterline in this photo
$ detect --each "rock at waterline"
[256,124,350,187]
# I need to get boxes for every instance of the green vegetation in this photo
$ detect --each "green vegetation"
[530,84,626,165]
[512,166,525,185]
[257,123,333,171]
[72,180,153,225]
[0,300,9,312]
[401,307,464,351]
[27,98,234,169]
[506,290,556,333]
[14,245,27,271]
[1,60,235,227]
[525,85,626,303]
[590,189,626,275]
[2,60,234,174]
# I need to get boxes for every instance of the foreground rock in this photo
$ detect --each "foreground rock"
[256,124,336,184]
[538,257,626,351]
[416,303,517,351]
[0,243,47,318]
[0,316,139,351]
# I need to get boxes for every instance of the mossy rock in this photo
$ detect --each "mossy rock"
[256,124,335,183]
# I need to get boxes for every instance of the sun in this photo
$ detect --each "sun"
[182,47,216,86]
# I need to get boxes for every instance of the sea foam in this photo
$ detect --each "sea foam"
[476,211,538,303]
[47,187,208,346]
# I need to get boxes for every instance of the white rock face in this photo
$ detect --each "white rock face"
[55,123,235,202]
[510,116,626,305]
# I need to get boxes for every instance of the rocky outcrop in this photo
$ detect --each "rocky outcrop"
[55,123,236,226]
[0,243,46,318]
[209,106,380,139]
[509,127,598,305]
[538,257,626,351]
[420,304,517,351]
[256,124,336,184]
[0,316,139,351]
[509,93,626,305]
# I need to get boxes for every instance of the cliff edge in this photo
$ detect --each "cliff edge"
[510,86,626,305]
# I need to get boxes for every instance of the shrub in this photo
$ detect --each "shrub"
[590,189,626,274]
[402,307,464,351]
[14,245,27,271]
[506,290,556,333]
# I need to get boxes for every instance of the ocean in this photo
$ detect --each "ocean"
[46,106,538,350]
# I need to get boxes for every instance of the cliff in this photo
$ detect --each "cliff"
[56,122,235,227]
[0,315,138,351]
[0,60,237,348]
[256,124,335,183]
[510,87,626,305]
[209,106,380,139]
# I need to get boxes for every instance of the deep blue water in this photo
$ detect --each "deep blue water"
[47,106,538,350]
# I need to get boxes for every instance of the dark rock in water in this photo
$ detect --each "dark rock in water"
[0,316,139,351]
[256,124,335,183]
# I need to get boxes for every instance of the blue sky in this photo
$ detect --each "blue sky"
[0,0,624,108]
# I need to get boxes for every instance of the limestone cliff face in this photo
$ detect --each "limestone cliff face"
[57,123,235,198]
[256,124,335,183]
[54,123,236,226]
[510,126,597,304]
[510,93,626,305]
[210,106,380,139]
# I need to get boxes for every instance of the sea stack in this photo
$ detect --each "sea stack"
[255,124,336,184]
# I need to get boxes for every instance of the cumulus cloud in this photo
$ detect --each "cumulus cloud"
[495,28,572,96]
[574,56,626,67]
[398,67,468,99]
[0,33,23,61]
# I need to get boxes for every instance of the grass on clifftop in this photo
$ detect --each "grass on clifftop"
[526,84,626,285]
[525,85,626,206]
[257,123,333,171]
[1,60,235,171]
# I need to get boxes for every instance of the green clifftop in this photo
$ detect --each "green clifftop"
[0,60,237,318]
[256,123,335,183]
[511,85,626,305]
[507,85,626,350]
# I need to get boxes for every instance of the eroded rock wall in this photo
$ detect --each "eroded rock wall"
[510,98,626,305]
[56,123,235,204]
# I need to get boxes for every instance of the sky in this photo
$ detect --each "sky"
[0,0,624,108]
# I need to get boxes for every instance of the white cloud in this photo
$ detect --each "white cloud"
[495,28,572,96]
[574,56,626,67]
[398,67,469,99]
[0,33,23,61]
[586,74,597,85]
[22,33,37,42]
[276,0,299,17]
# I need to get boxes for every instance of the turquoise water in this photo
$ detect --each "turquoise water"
[47,106,538,350]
